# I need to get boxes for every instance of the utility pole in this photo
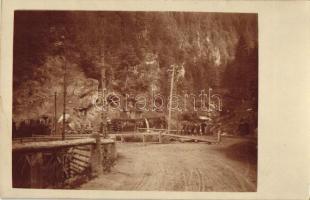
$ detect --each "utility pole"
[167,65,175,137]
[100,68,107,138]
[54,92,57,135]
[62,58,67,140]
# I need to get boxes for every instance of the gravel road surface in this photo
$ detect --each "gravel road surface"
[80,138,257,192]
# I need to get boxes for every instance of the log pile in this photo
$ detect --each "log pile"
[68,145,92,177]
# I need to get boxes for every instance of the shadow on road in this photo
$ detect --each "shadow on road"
[219,139,257,165]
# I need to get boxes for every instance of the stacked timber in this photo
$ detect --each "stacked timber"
[68,145,91,177]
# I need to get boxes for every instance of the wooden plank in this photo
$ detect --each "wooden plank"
[99,138,116,144]
[137,128,180,132]
[72,149,91,157]
[13,138,95,152]
[70,162,85,171]
[33,134,104,138]
[163,133,219,143]
[75,146,91,151]
[69,165,84,173]
[71,158,89,168]
[72,154,90,163]
[70,162,85,172]
[110,133,159,137]
[69,170,77,176]
[70,165,81,172]
[138,128,166,131]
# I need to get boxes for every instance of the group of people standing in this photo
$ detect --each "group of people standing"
[12,116,52,138]
[179,121,212,136]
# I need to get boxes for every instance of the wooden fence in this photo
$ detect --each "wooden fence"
[113,128,221,144]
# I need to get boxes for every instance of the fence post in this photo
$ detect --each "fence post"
[142,134,146,144]
[158,133,162,143]
[29,152,43,188]
[120,136,124,143]
[217,130,222,143]
[110,142,117,159]
[90,133,103,177]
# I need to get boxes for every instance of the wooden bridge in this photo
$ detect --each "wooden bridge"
[13,133,116,189]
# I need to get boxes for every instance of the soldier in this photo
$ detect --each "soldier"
[192,122,197,135]
[197,123,201,135]
[181,121,187,135]
[201,122,206,135]
[190,122,195,135]
[199,123,203,136]
[184,121,189,135]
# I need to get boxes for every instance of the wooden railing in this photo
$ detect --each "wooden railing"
[12,134,116,189]
[112,128,221,144]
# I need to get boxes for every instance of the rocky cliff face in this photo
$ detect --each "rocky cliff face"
[13,55,103,132]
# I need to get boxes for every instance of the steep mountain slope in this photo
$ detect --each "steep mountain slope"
[13,11,258,135]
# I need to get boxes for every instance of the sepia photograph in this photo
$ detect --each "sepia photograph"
[0,0,310,200]
[11,11,258,192]
[1,0,310,199]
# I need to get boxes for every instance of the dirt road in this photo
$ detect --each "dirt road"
[79,138,257,192]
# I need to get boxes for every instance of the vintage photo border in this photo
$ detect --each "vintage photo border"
[1,0,310,199]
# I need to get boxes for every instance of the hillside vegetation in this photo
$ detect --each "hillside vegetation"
[13,11,258,135]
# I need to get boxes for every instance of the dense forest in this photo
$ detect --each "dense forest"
[13,11,258,135]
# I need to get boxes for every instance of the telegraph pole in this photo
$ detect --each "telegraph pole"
[54,92,57,135]
[100,68,107,138]
[167,65,175,137]
[62,58,67,140]
[62,36,67,140]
